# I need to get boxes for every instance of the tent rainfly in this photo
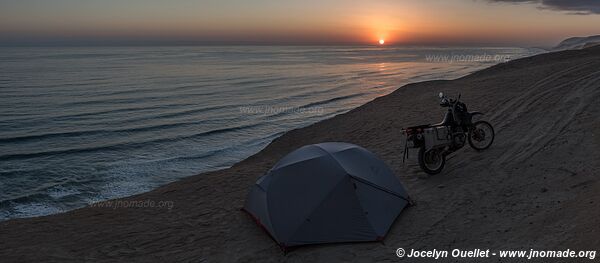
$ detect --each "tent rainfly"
[243,142,410,248]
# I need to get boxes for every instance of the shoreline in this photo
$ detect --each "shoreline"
[1,46,599,262]
[0,46,541,222]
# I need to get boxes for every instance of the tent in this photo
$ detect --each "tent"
[243,142,410,248]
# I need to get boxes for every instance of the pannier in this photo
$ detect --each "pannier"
[423,126,451,150]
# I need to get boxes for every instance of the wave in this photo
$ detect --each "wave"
[301,92,367,108]
[0,114,244,144]
[0,122,263,161]
[0,131,284,220]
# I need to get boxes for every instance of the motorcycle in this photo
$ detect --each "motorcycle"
[402,92,495,174]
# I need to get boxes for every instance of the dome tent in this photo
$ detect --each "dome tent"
[243,142,410,248]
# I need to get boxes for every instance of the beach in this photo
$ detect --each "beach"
[1,45,599,262]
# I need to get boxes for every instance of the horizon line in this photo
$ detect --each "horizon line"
[0,41,547,49]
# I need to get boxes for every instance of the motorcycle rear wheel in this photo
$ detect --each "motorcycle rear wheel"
[468,120,495,151]
[418,147,446,175]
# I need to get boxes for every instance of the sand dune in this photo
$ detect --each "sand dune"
[553,35,600,51]
[1,46,599,262]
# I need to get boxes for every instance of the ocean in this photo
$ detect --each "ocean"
[0,46,542,220]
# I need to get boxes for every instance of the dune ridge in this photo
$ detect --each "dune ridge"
[1,46,599,262]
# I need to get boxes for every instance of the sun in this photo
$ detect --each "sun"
[379,39,385,45]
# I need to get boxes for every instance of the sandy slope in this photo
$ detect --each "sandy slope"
[1,46,599,263]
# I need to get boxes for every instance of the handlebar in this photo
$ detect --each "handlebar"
[440,98,455,107]
[439,93,461,107]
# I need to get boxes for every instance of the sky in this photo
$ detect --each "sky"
[1,0,599,46]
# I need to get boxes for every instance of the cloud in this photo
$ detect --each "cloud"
[489,0,600,14]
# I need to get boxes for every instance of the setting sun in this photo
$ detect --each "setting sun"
[379,39,385,45]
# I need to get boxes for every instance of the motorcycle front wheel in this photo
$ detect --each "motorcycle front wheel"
[468,120,495,151]
[418,147,446,175]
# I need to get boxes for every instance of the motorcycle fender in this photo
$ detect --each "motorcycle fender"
[470,111,484,116]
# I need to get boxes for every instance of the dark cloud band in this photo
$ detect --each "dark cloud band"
[489,0,600,14]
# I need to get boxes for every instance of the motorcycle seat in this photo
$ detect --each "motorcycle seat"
[429,117,453,127]
[428,122,446,127]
